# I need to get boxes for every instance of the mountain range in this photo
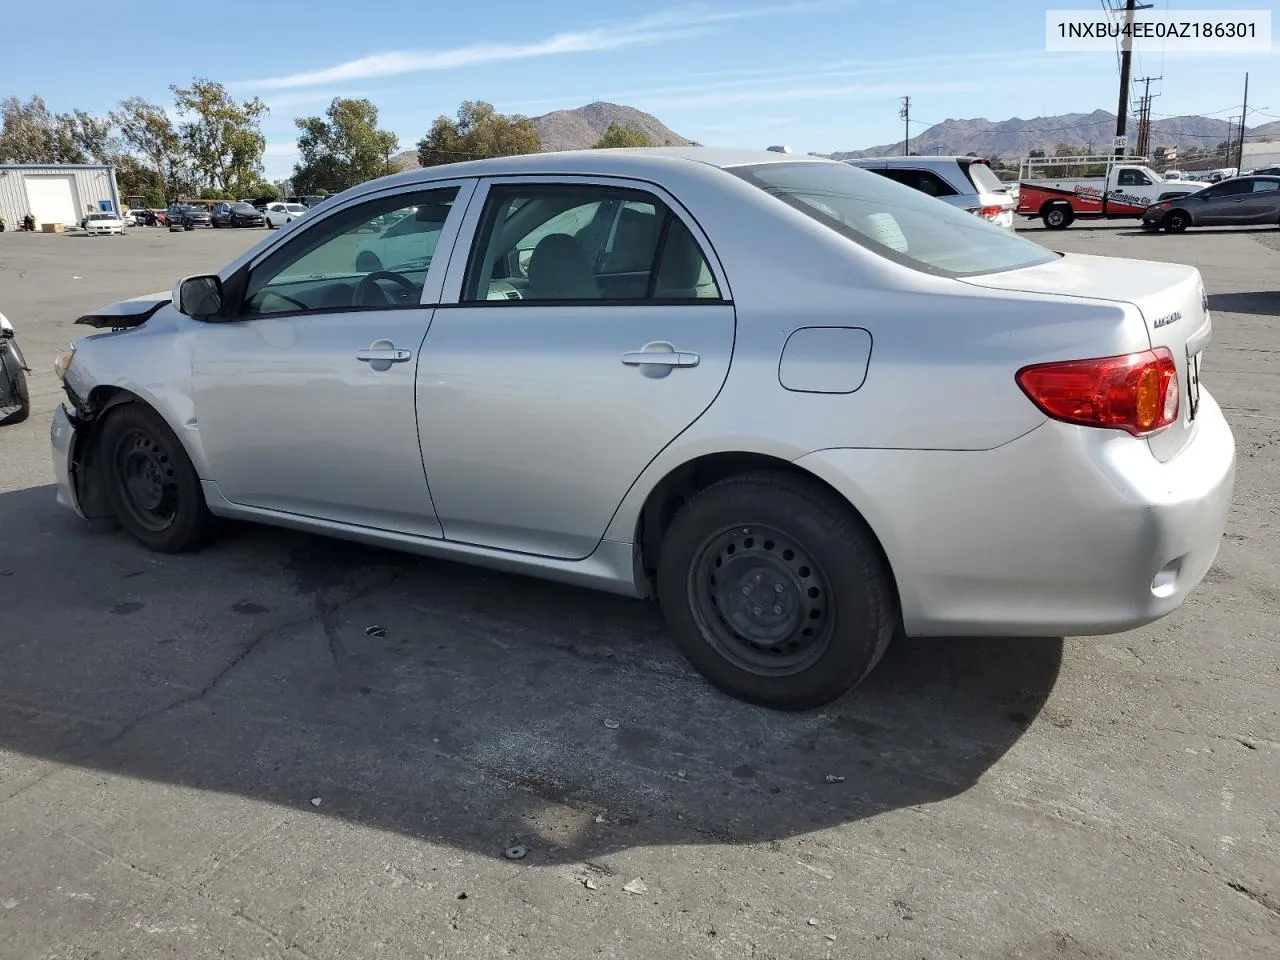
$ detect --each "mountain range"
[391,102,689,170]
[829,109,1280,160]
[388,103,1278,169]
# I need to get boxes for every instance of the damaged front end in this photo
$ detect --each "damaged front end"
[52,291,172,519]
[52,380,117,521]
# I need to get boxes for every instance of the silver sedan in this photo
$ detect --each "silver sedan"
[50,148,1236,709]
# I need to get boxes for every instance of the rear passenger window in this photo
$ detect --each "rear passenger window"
[1252,179,1279,193]
[463,184,722,303]
[874,168,958,198]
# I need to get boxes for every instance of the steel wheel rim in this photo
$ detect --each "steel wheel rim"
[114,428,178,532]
[688,524,835,677]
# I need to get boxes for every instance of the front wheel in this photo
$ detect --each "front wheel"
[656,474,898,710]
[1163,210,1190,233]
[100,403,215,553]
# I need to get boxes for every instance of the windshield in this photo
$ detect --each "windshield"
[285,204,307,213]
[731,161,1057,278]
[88,213,114,220]
[231,203,256,212]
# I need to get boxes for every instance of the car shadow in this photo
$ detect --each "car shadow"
[1207,291,1280,316]
[0,483,1062,863]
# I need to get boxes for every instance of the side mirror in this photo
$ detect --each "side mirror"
[174,275,224,318]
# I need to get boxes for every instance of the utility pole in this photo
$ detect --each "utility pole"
[1237,72,1249,171]
[899,96,910,155]
[1112,0,1154,157]
[1133,75,1161,156]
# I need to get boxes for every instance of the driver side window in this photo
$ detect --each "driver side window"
[241,187,459,317]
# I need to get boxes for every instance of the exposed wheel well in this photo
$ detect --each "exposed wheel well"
[67,386,147,519]
[1039,200,1071,215]
[635,451,900,609]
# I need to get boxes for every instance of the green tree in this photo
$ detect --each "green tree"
[593,122,653,149]
[293,97,399,194]
[0,96,115,164]
[113,97,186,201]
[246,181,280,201]
[169,78,268,194]
[416,100,540,167]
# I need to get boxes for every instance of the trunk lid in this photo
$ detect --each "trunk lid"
[962,253,1211,462]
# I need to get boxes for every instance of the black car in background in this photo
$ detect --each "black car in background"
[166,204,213,231]
[212,202,267,228]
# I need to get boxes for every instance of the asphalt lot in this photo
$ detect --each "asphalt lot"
[1,220,1277,959]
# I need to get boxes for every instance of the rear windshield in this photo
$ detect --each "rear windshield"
[285,204,307,213]
[731,161,1056,278]
[961,159,1007,194]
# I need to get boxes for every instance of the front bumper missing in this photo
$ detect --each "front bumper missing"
[51,402,83,516]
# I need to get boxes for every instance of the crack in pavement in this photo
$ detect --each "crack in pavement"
[1225,880,1280,920]
[86,570,408,759]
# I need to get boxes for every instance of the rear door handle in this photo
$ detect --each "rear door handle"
[621,348,699,368]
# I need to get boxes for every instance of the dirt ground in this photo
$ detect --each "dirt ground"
[0,220,1276,959]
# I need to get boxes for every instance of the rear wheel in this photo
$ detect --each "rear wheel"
[1163,210,1190,233]
[656,474,897,710]
[1042,205,1073,229]
[100,403,215,553]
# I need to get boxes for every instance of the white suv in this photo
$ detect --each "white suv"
[845,156,1016,230]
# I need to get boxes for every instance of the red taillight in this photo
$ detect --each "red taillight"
[1016,348,1180,436]
[978,205,1004,219]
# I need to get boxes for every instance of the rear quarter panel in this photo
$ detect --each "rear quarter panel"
[602,170,1150,543]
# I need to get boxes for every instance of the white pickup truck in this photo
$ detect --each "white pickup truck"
[1016,155,1204,229]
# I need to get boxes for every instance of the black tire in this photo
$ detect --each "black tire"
[1163,210,1190,233]
[656,474,898,710]
[1042,205,1073,229]
[99,403,215,553]
[0,344,30,426]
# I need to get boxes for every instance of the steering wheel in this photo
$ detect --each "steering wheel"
[356,270,418,307]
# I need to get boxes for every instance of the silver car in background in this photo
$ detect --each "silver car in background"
[50,148,1235,709]
[846,155,1017,229]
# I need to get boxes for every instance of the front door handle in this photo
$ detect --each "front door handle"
[356,339,413,363]
[356,349,412,362]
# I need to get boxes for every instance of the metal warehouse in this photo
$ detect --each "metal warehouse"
[0,164,121,229]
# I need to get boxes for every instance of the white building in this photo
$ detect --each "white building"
[1243,139,1280,171]
[0,164,122,228]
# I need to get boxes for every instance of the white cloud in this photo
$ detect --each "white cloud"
[234,3,851,90]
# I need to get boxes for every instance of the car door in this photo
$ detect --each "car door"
[191,180,476,535]
[1194,178,1252,224]
[1242,177,1280,223]
[416,176,735,560]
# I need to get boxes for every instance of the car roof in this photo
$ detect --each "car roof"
[340,147,833,197]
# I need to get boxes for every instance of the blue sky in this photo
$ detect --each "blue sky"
[7,0,1277,179]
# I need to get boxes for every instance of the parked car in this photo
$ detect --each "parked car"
[352,202,450,271]
[50,148,1235,709]
[846,155,1016,229]
[264,202,309,228]
[1142,175,1280,232]
[0,311,30,426]
[1251,165,1280,177]
[166,204,213,231]
[84,211,126,236]
[212,202,267,228]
